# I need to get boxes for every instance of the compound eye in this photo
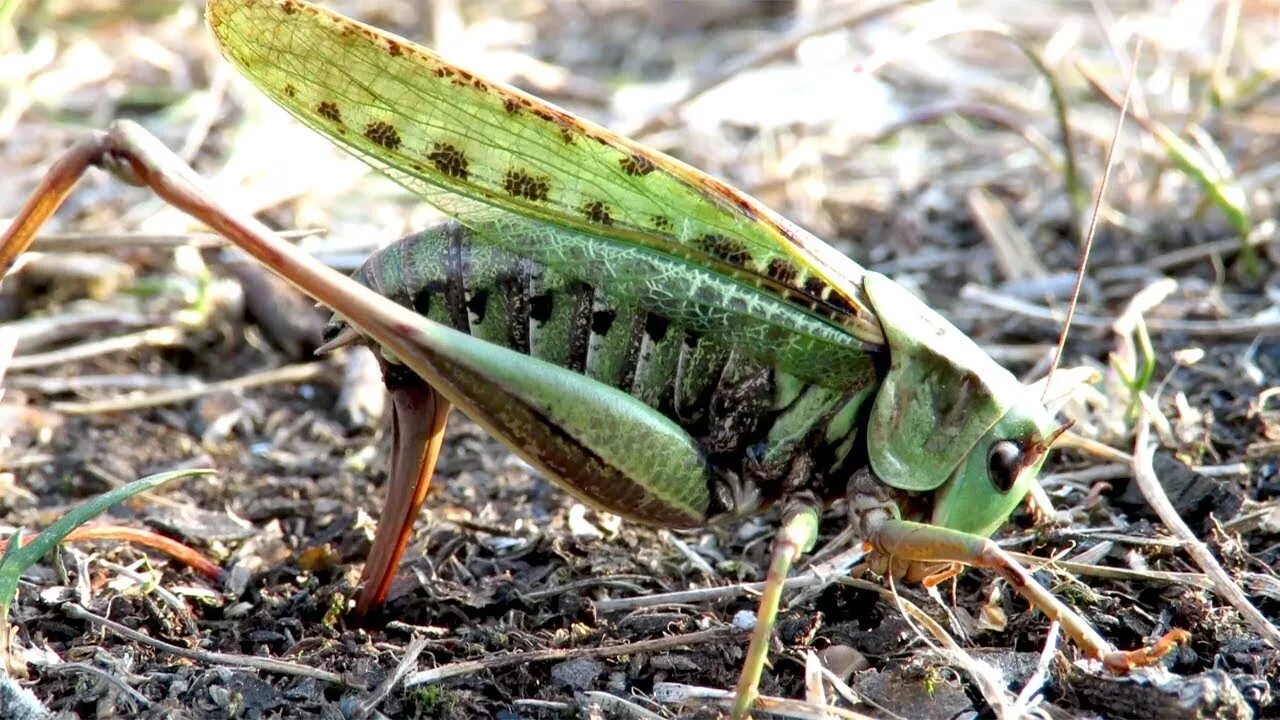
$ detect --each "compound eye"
[987,440,1023,494]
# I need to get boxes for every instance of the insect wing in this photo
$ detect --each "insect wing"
[206,0,884,346]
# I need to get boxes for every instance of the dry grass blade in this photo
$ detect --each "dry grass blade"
[967,187,1047,281]
[403,627,746,688]
[592,543,867,613]
[960,284,1280,338]
[62,603,356,686]
[1011,622,1059,717]
[0,524,222,580]
[654,681,878,720]
[352,637,428,719]
[578,692,667,720]
[1131,409,1280,649]
[2,308,158,355]
[1006,549,1217,591]
[48,361,327,414]
[8,327,184,372]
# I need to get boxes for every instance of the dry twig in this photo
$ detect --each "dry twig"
[62,603,359,687]
[49,361,327,414]
[403,626,745,688]
[1130,411,1280,649]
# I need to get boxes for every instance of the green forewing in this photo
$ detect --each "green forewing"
[205,0,884,346]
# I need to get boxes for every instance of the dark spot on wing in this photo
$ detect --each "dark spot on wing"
[387,40,402,56]
[698,234,751,267]
[504,97,521,114]
[620,154,655,176]
[651,215,673,231]
[503,169,550,201]
[803,275,828,298]
[796,274,853,316]
[364,121,402,150]
[283,84,297,98]
[582,200,613,225]
[427,143,469,180]
[435,67,454,78]
[281,0,298,13]
[317,101,342,124]
[450,70,475,88]
[825,291,856,314]
[766,258,799,284]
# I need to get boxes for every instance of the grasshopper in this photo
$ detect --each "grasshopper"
[0,0,1188,715]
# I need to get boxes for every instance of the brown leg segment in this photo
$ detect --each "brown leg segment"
[353,365,451,618]
[0,133,107,273]
[0,121,467,618]
[872,519,1188,672]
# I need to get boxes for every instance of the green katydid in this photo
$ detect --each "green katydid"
[0,0,1190,715]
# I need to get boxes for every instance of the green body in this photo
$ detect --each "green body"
[336,223,881,526]
[332,220,1056,539]
[210,0,1061,560]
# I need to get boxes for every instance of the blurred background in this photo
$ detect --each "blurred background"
[6,1,1274,282]
[5,1,1280,282]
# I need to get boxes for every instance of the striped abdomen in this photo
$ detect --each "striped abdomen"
[337,223,886,519]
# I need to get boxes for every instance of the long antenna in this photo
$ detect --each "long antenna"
[1042,40,1143,403]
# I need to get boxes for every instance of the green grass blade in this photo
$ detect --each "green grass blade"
[1150,123,1251,238]
[0,467,214,672]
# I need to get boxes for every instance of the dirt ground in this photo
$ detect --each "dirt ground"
[2,1,1279,718]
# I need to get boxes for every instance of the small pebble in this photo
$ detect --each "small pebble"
[550,657,604,691]
[732,609,757,631]
[819,645,869,681]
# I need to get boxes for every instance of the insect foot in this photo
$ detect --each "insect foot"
[869,519,1191,673]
